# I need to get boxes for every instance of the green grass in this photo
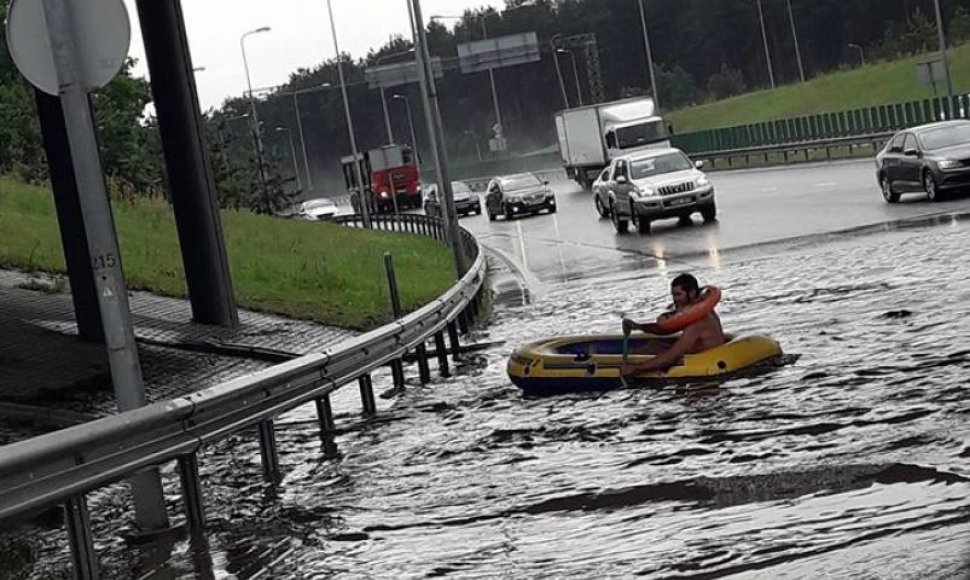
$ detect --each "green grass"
[0,177,455,330]
[668,45,970,134]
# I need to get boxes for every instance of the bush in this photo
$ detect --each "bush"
[707,64,747,100]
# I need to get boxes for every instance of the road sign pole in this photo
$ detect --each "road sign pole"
[40,0,169,532]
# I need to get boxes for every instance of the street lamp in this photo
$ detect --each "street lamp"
[275,127,301,191]
[325,0,371,227]
[848,43,865,67]
[291,83,332,192]
[375,48,416,145]
[557,48,583,107]
[637,0,660,110]
[550,35,570,108]
[755,0,776,89]
[785,0,805,83]
[240,26,271,198]
[431,14,504,146]
[392,93,418,160]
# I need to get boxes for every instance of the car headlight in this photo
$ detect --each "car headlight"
[631,186,655,198]
[937,159,961,170]
[697,175,711,187]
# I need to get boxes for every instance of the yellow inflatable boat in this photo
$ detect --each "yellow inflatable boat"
[507,333,783,396]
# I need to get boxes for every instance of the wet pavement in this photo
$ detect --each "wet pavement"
[5,161,970,578]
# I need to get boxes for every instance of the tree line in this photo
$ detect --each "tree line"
[2,0,970,209]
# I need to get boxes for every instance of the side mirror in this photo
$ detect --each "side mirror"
[616,175,628,184]
[543,180,550,186]
[695,160,705,169]
[904,148,920,157]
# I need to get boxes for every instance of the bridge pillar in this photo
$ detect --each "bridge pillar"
[134,0,238,328]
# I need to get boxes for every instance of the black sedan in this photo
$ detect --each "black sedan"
[875,120,970,203]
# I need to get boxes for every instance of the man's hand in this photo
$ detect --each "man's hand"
[622,318,637,336]
[620,362,640,377]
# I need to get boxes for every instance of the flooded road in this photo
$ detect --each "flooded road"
[9,163,970,578]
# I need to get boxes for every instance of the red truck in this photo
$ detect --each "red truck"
[342,144,421,214]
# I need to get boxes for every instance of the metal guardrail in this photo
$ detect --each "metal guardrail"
[690,132,893,170]
[0,214,486,575]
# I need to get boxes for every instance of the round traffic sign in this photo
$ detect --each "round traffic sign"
[5,0,131,95]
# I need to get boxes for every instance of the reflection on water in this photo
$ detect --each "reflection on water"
[8,220,970,579]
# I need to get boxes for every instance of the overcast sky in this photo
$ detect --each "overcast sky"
[122,0,504,111]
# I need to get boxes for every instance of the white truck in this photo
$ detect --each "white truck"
[555,97,671,189]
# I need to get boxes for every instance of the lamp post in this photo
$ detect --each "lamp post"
[550,35,570,108]
[785,0,805,82]
[848,43,865,67]
[275,127,300,190]
[432,14,504,147]
[557,48,583,107]
[933,0,955,104]
[756,0,776,89]
[240,26,271,198]
[392,93,418,158]
[291,83,331,192]
[325,0,371,227]
[637,0,660,110]
[376,49,415,145]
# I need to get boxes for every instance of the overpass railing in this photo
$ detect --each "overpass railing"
[0,214,487,579]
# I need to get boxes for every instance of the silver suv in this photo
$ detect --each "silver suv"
[592,148,716,233]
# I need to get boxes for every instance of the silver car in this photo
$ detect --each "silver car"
[592,148,716,234]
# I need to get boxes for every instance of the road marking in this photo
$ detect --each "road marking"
[814,182,837,188]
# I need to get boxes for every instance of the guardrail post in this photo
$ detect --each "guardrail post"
[358,374,377,415]
[384,252,407,391]
[177,454,206,541]
[415,341,431,384]
[314,396,339,458]
[434,331,451,377]
[257,420,282,483]
[447,320,461,361]
[457,308,469,335]
[65,495,99,580]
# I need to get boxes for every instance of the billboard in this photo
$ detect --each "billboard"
[364,58,444,89]
[457,32,541,74]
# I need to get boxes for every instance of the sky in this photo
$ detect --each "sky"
[122,0,504,112]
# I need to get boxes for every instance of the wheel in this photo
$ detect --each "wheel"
[631,208,651,234]
[504,205,515,220]
[549,204,558,214]
[610,201,629,233]
[488,211,496,222]
[678,215,693,227]
[701,202,718,222]
[880,174,899,203]
[923,170,941,202]
[594,195,609,218]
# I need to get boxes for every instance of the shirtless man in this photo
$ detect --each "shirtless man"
[620,273,725,377]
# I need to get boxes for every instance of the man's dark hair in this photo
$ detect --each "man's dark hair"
[671,273,700,296]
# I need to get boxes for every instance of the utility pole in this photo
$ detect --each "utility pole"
[934,0,955,104]
[637,0,660,110]
[410,0,465,278]
[756,0,776,89]
[785,0,805,83]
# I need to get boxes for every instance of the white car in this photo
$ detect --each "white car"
[592,148,716,234]
[299,197,340,221]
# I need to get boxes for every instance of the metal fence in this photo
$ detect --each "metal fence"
[0,214,487,579]
[672,95,969,158]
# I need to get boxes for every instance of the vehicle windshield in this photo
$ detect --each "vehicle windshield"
[919,124,970,150]
[452,181,471,194]
[502,174,542,190]
[630,153,693,178]
[615,120,668,149]
[303,198,336,209]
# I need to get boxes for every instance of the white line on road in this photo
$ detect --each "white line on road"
[814,182,838,188]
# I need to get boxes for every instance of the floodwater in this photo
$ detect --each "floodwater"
[9,214,970,579]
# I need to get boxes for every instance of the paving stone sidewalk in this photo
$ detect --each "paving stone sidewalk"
[0,269,356,419]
